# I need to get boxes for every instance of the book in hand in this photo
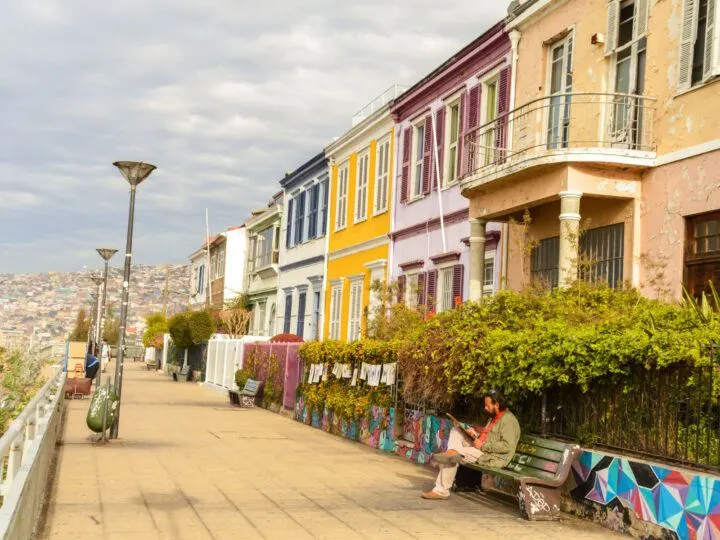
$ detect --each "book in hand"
[446,413,480,441]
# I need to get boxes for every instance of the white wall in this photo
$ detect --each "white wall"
[188,252,206,308]
[223,227,248,303]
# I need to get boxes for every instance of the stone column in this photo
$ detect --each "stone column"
[469,218,488,302]
[558,191,582,288]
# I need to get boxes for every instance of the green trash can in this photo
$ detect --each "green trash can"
[86,383,119,433]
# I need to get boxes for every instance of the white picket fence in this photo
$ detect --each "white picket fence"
[204,335,269,392]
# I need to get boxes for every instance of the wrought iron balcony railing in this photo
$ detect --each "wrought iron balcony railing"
[462,92,657,182]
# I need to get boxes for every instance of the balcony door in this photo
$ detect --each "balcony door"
[547,34,574,150]
[610,0,648,149]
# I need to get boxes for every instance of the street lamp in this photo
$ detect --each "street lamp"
[96,248,117,385]
[110,161,156,439]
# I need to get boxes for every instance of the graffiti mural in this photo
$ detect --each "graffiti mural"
[572,450,720,540]
[396,410,453,464]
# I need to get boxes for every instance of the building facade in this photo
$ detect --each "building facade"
[188,246,207,309]
[277,152,329,340]
[245,192,283,336]
[220,226,248,305]
[390,23,510,310]
[460,0,720,300]
[324,86,405,341]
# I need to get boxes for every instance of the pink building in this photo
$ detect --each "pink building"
[389,22,511,310]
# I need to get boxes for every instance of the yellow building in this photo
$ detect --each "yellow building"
[323,87,404,341]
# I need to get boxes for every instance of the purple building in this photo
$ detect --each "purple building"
[389,22,511,310]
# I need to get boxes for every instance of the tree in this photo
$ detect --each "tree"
[69,309,90,341]
[142,312,168,348]
[167,312,193,349]
[188,310,216,345]
[219,308,252,338]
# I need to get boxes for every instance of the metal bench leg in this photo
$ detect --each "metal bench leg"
[518,482,561,521]
[241,396,255,407]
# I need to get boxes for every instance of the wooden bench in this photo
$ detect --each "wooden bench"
[464,434,580,521]
[228,379,262,407]
[173,365,190,382]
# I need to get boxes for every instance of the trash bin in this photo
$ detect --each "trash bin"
[86,383,119,433]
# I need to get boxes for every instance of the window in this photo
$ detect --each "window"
[210,252,217,280]
[374,138,390,214]
[406,273,419,308]
[547,35,573,150]
[217,247,225,278]
[483,255,495,294]
[445,102,461,185]
[580,223,625,289]
[483,80,499,164]
[312,291,321,340]
[678,0,719,89]
[355,152,369,222]
[347,280,363,341]
[438,268,454,313]
[335,165,349,230]
[685,212,720,302]
[283,293,292,334]
[195,264,205,294]
[308,183,320,239]
[320,178,329,236]
[368,266,385,318]
[268,304,276,336]
[294,191,306,245]
[296,292,307,338]
[329,284,342,340]
[531,237,560,289]
[255,226,275,269]
[412,123,425,198]
[285,199,294,248]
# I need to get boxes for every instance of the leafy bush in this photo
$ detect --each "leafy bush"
[142,312,168,348]
[234,368,252,390]
[167,312,193,349]
[269,333,304,343]
[188,310,215,345]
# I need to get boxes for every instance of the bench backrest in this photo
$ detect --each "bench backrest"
[179,365,190,375]
[505,435,580,483]
[242,379,261,395]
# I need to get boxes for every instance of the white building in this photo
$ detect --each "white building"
[221,226,248,305]
[188,246,207,309]
[245,192,283,336]
[277,152,329,340]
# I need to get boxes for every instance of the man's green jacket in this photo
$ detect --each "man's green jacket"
[475,410,521,468]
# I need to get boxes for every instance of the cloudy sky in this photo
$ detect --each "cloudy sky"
[0,0,508,275]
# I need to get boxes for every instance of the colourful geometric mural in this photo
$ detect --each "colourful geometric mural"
[572,450,720,540]
[396,409,452,464]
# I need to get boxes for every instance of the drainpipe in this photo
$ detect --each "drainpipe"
[388,126,400,290]
[501,29,522,289]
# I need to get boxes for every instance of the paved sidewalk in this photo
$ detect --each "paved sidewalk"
[40,362,620,540]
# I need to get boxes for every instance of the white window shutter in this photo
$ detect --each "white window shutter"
[704,0,719,80]
[678,0,699,91]
[635,0,649,38]
[605,0,620,56]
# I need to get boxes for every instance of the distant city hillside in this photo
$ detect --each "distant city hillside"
[0,264,191,346]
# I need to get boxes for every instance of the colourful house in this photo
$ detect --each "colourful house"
[323,86,406,341]
[389,22,511,308]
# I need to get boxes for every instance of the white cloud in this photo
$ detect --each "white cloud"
[0,0,509,273]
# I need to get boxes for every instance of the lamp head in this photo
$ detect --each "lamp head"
[113,161,157,187]
[97,248,118,261]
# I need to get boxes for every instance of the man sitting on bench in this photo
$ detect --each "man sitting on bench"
[422,390,520,500]
[85,350,100,382]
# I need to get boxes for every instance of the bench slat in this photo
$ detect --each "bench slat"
[515,444,564,463]
[509,455,560,475]
[503,463,558,481]
[521,435,568,453]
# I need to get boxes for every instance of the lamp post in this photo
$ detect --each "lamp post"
[110,161,156,439]
[96,248,117,385]
[90,275,104,356]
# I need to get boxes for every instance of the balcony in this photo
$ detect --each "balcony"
[461,92,657,191]
[251,249,280,278]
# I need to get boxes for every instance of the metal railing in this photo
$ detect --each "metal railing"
[0,365,66,538]
[463,92,656,180]
[516,355,720,472]
[351,85,408,126]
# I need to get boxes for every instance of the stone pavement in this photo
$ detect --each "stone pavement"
[39,362,621,540]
